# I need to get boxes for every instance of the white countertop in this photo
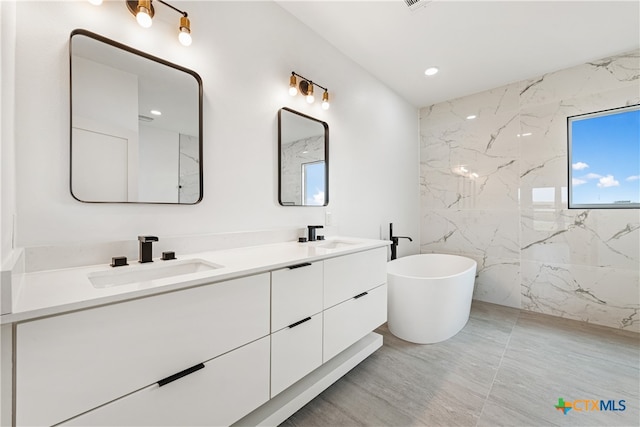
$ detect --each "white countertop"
[2,237,389,324]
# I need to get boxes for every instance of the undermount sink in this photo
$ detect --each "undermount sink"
[88,259,222,288]
[316,240,357,250]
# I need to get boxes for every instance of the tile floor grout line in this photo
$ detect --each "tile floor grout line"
[474,309,521,427]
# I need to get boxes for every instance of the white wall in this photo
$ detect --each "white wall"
[420,49,640,332]
[138,125,180,203]
[11,1,420,254]
[1,1,17,266]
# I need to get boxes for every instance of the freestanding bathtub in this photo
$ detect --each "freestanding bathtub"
[387,254,477,344]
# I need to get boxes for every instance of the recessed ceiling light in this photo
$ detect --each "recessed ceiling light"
[150,110,162,116]
[424,67,439,76]
[466,115,477,120]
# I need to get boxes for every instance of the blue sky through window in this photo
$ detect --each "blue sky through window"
[304,161,325,206]
[570,107,640,207]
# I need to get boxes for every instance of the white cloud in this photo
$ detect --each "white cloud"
[572,162,589,170]
[583,173,603,180]
[312,190,325,205]
[626,175,640,181]
[597,175,620,188]
[572,178,587,186]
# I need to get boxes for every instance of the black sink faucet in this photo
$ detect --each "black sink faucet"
[138,235,158,263]
[307,225,324,242]
[389,223,412,261]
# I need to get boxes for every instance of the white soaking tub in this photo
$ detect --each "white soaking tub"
[387,254,477,344]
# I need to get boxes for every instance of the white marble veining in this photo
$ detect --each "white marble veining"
[4,236,388,324]
[421,210,519,260]
[519,51,640,109]
[521,209,639,269]
[420,49,640,331]
[473,256,521,308]
[179,133,200,204]
[522,260,639,332]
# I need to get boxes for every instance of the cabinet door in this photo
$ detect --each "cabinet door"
[323,284,387,362]
[271,313,322,397]
[61,337,270,426]
[271,261,323,332]
[323,247,387,309]
[16,273,270,427]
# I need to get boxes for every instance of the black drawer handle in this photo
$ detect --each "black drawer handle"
[288,262,312,270]
[158,363,205,387]
[288,316,312,328]
[353,292,369,299]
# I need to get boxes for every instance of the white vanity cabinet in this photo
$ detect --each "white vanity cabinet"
[270,261,323,397]
[15,273,270,426]
[323,246,387,309]
[61,337,270,427]
[6,240,390,427]
[323,247,387,362]
[270,261,323,332]
[270,313,323,397]
[324,283,387,361]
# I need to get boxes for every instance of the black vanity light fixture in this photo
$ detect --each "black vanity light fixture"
[289,72,330,110]
[89,0,192,46]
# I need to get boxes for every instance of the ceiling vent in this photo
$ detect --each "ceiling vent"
[404,0,431,12]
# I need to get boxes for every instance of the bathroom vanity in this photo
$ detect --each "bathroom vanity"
[1,237,388,426]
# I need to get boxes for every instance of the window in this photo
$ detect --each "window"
[302,161,326,206]
[567,104,640,209]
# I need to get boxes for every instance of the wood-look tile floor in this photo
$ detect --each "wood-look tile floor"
[280,301,639,427]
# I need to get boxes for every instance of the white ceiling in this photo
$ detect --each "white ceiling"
[276,0,640,107]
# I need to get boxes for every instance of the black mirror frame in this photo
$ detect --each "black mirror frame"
[277,107,329,207]
[69,29,204,204]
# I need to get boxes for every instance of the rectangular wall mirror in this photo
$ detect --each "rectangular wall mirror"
[70,29,203,204]
[278,108,329,206]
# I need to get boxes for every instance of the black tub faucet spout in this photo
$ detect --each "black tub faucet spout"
[389,223,412,261]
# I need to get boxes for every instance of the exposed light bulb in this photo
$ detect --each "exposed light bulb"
[88,0,103,5]
[179,29,192,46]
[178,16,192,46]
[306,83,314,104]
[289,74,298,96]
[322,90,330,110]
[136,8,153,28]
[466,115,477,120]
[150,110,162,116]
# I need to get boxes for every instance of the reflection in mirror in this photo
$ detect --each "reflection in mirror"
[70,29,203,204]
[278,108,329,206]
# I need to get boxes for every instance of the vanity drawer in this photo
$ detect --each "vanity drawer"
[16,273,270,427]
[324,247,387,309]
[323,283,387,362]
[271,261,323,332]
[271,313,323,397]
[61,336,270,426]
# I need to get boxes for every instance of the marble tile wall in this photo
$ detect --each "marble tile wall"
[179,134,200,204]
[420,49,640,332]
